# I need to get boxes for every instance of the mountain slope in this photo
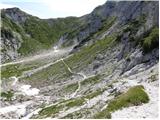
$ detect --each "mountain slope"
[1,8,81,62]
[1,1,158,63]
[0,1,159,119]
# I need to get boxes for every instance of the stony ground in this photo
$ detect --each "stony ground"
[0,46,159,119]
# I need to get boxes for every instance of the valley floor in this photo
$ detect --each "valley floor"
[0,47,159,119]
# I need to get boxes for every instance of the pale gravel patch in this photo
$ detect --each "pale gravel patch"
[0,101,32,118]
[22,108,42,119]
[19,84,40,96]
[11,76,18,86]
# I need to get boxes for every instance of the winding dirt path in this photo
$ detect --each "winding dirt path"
[71,81,81,98]
[61,59,86,98]
[18,54,72,79]
[1,47,92,119]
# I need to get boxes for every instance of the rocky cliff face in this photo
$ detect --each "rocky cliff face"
[0,1,159,119]
[1,1,158,63]
[68,1,158,50]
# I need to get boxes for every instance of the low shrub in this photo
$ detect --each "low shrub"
[142,27,159,53]
[94,85,149,119]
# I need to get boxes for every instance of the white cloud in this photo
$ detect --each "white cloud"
[0,3,17,9]
[0,0,107,18]
[41,0,107,17]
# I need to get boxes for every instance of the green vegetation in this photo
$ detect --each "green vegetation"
[36,97,85,118]
[62,108,91,119]
[62,112,83,119]
[94,110,111,119]
[142,27,159,53]
[107,85,149,111]
[1,91,14,101]
[94,85,149,119]
[35,85,149,119]
[66,16,116,45]
[1,14,46,56]
[23,17,80,48]
[2,10,81,56]
[85,89,103,99]
[64,75,102,94]
[1,62,38,79]
[18,36,47,55]
[66,98,85,108]
[124,15,146,34]
[1,64,21,79]
[21,36,116,85]
[122,15,147,44]
[1,13,24,34]
[64,82,79,93]
[65,35,117,72]
[81,75,101,86]
[63,16,116,47]
[120,15,159,54]
[24,60,72,86]
[94,17,116,37]
[122,15,158,54]
[1,64,36,79]
[37,104,61,118]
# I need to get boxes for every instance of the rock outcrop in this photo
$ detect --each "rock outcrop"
[0,1,159,119]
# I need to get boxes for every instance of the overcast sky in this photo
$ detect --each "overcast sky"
[0,0,107,18]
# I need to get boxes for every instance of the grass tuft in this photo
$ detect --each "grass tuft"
[66,98,85,108]
[142,27,159,53]
[1,91,14,101]
[94,85,149,119]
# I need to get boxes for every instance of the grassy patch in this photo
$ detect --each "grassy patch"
[65,35,117,72]
[21,36,116,85]
[85,89,103,99]
[23,17,81,48]
[64,74,103,96]
[123,15,146,35]
[18,36,47,55]
[36,104,61,118]
[94,16,116,37]
[65,16,116,47]
[64,82,79,93]
[35,97,85,118]
[1,91,14,101]
[2,10,80,56]
[107,85,149,111]
[81,75,101,86]
[23,60,72,86]
[94,85,149,119]
[1,13,24,34]
[142,27,159,53]
[1,64,36,79]
[62,108,91,119]
[66,98,85,108]
[94,110,111,119]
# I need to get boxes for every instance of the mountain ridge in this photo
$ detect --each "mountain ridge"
[0,1,159,119]
[1,1,158,63]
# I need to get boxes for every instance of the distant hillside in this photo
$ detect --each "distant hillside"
[1,1,159,63]
[0,1,159,119]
